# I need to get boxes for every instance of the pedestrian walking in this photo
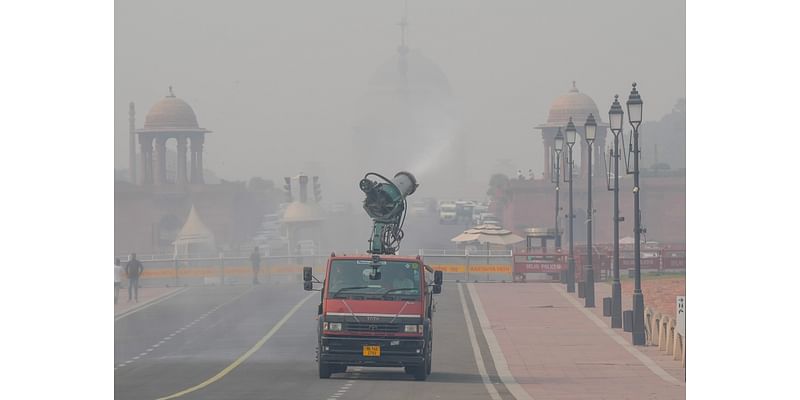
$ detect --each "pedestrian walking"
[250,246,261,284]
[126,253,144,302]
[114,258,124,304]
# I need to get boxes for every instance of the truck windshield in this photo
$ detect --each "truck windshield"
[327,260,421,299]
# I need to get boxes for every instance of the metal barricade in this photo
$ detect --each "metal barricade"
[420,249,513,282]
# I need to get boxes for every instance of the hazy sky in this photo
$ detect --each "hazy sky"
[115,0,685,199]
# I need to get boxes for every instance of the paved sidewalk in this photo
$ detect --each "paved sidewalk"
[473,282,684,400]
[114,286,184,317]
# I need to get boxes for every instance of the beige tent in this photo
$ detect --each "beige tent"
[451,224,524,247]
[173,205,217,257]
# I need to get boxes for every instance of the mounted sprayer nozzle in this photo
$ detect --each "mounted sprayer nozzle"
[360,171,418,256]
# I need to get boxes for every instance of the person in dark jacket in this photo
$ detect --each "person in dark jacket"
[126,253,144,302]
[250,247,261,284]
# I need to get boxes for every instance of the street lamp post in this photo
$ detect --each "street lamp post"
[608,95,624,328]
[583,114,597,308]
[626,83,646,345]
[552,130,564,251]
[564,118,577,293]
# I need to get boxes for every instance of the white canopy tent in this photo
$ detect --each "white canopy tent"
[173,205,217,257]
[451,224,524,248]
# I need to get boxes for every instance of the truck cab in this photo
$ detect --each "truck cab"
[304,254,443,380]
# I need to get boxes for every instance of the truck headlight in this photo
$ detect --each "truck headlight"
[404,324,424,333]
[326,322,342,331]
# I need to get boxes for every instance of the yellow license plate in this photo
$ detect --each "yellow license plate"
[362,345,381,357]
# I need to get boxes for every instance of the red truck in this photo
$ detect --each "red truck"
[304,254,443,380]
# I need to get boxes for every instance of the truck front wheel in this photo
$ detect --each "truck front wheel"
[413,364,427,381]
[319,361,331,379]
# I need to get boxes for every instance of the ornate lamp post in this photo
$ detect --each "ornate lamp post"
[626,83,646,345]
[564,118,577,293]
[552,129,565,250]
[583,114,597,308]
[607,95,624,328]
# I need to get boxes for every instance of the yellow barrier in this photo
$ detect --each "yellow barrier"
[430,265,466,273]
[470,265,512,273]
[430,264,512,274]
[140,265,310,279]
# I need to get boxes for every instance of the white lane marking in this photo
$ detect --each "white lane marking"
[115,287,189,321]
[549,283,684,386]
[116,286,253,369]
[466,283,534,400]
[155,292,315,400]
[458,284,502,400]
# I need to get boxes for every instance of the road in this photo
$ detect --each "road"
[115,281,515,400]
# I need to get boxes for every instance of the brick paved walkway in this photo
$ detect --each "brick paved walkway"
[473,282,684,400]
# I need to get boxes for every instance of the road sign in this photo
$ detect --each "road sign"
[676,296,685,336]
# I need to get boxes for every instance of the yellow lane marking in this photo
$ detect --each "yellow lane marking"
[155,292,316,400]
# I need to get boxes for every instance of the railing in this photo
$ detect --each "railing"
[644,306,686,368]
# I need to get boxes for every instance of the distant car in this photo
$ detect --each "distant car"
[439,203,457,224]
[296,240,317,256]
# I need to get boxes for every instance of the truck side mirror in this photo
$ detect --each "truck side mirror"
[303,281,313,291]
[303,266,313,282]
[434,270,443,285]
[432,284,442,294]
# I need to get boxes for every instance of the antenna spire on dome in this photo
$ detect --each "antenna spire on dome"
[397,0,409,55]
[168,85,175,97]
[570,80,579,93]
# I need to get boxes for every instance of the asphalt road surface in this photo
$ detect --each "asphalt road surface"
[115,281,516,400]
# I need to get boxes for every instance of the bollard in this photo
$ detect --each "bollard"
[578,281,585,298]
[623,310,633,332]
[603,297,612,316]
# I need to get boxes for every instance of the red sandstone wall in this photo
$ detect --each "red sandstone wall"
[498,175,685,244]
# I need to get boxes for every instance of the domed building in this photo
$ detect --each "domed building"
[133,87,211,185]
[536,82,608,180]
[116,87,276,256]
[352,15,461,196]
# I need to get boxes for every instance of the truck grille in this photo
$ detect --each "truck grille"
[346,323,402,333]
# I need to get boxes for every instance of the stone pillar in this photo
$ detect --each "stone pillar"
[596,130,607,181]
[190,145,198,183]
[154,137,168,185]
[197,143,204,184]
[139,135,153,184]
[543,130,551,182]
[190,136,205,184]
[580,138,588,179]
[129,102,137,184]
[177,136,188,184]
